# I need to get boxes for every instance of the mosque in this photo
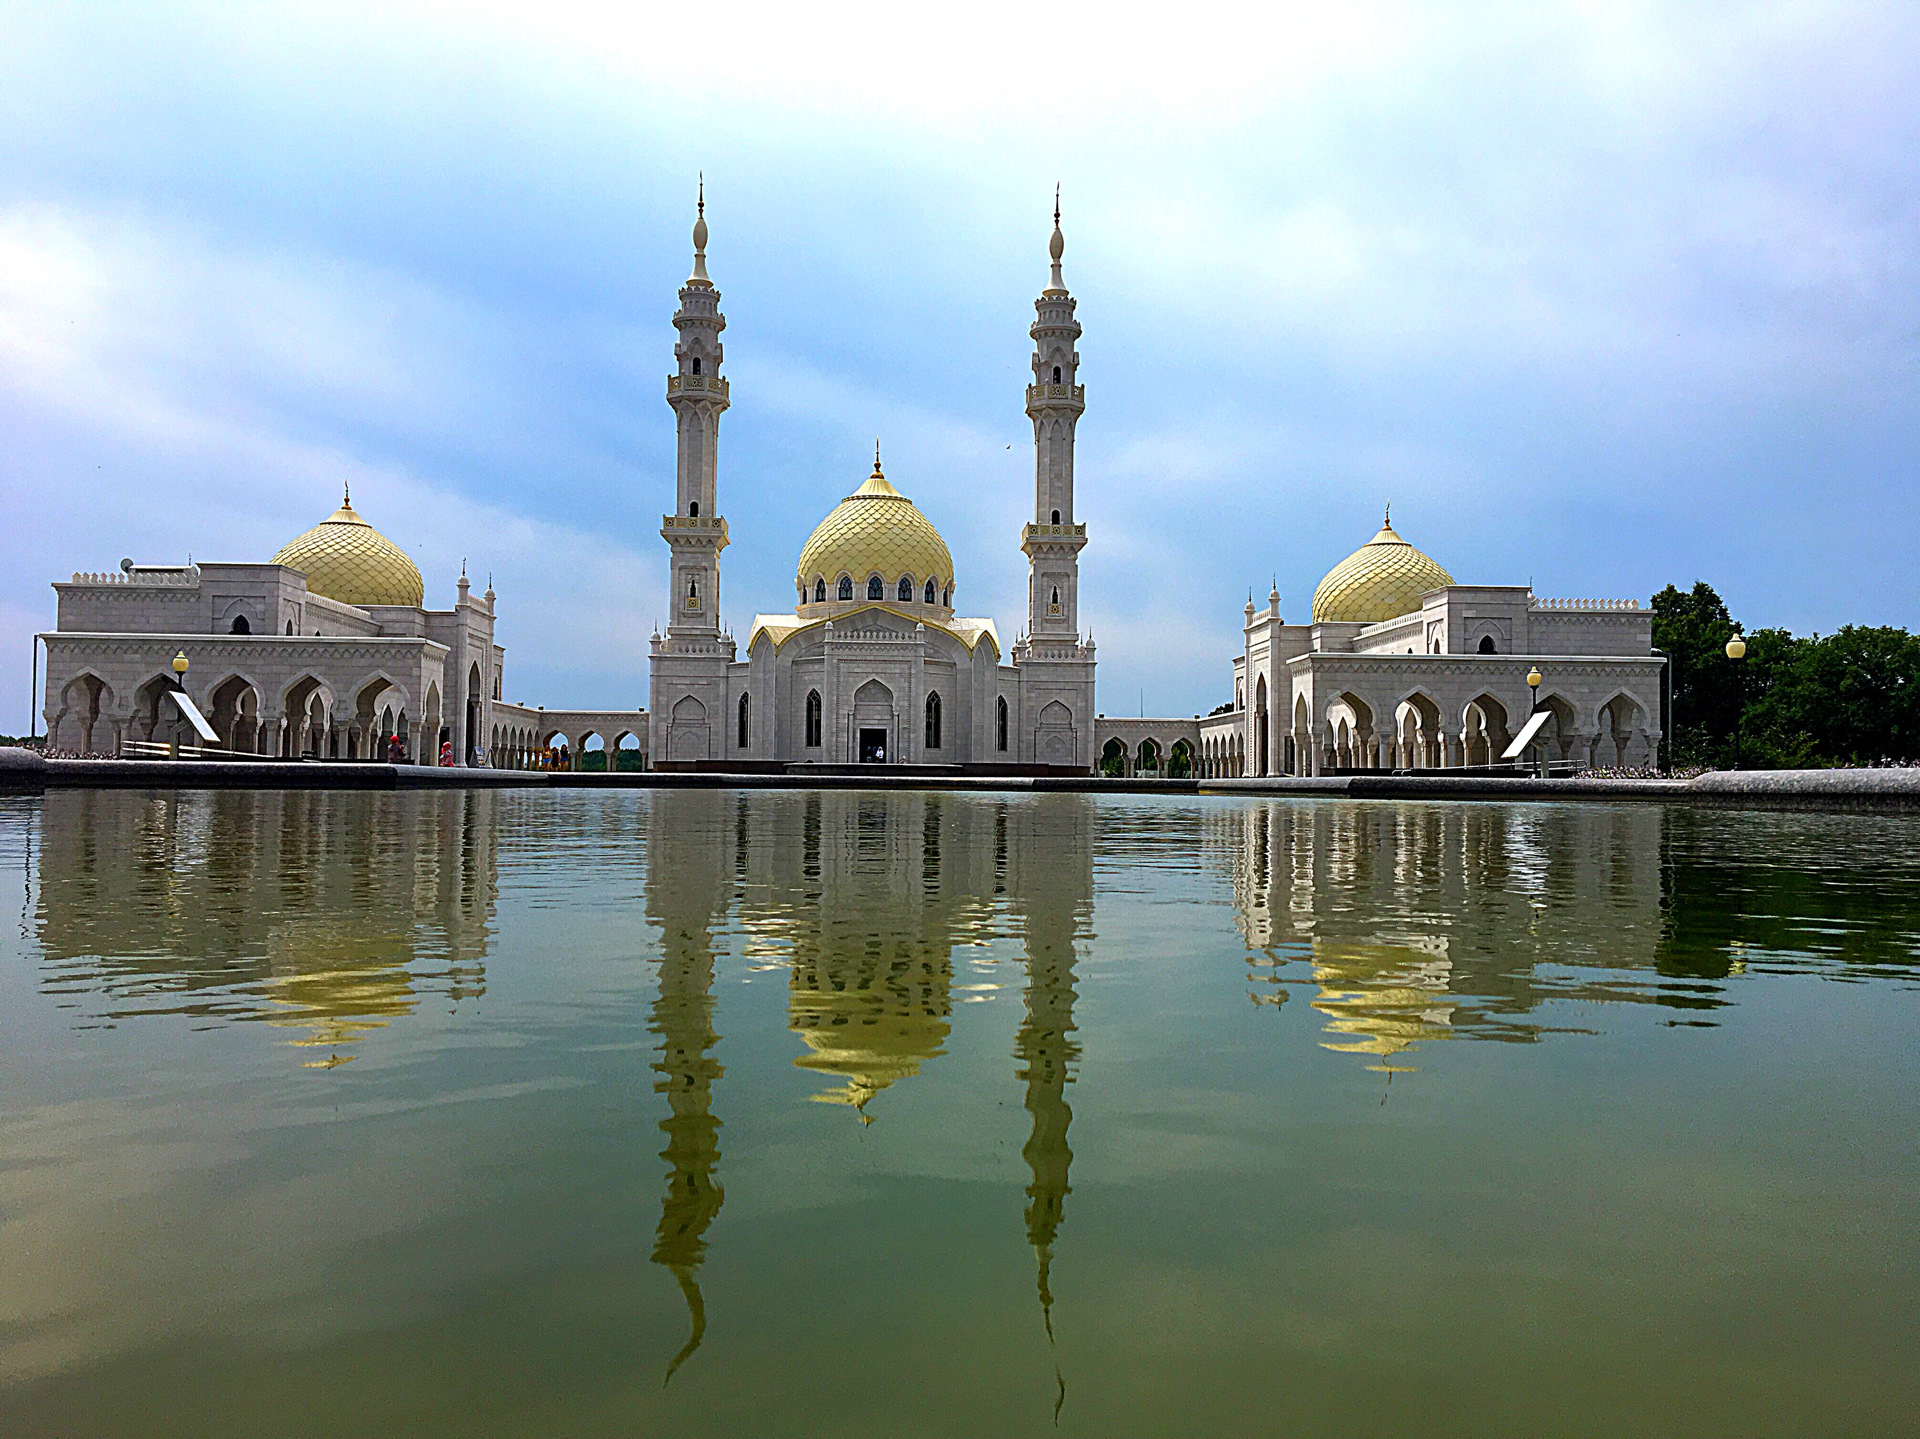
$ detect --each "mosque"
[37,192,1663,777]
[40,494,509,763]
[646,190,1096,771]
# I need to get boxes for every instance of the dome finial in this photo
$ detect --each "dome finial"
[342,481,351,509]
[1384,501,1391,528]
[873,438,883,477]
[1047,185,1065,290]
[690,174,710,284]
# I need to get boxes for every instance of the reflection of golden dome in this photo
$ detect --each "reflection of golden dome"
[796,457,955,599]
[788,956,952,1114]
[273,489,425,608]
[1311,511,1454,623]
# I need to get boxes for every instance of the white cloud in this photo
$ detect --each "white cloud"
[0,203,661,726]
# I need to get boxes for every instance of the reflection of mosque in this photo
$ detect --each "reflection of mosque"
[639,788,1094,1373]
[31,789,496,1064]
[1209,800,1674,1069]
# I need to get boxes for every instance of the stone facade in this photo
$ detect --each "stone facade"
[42,560,501,763]
[648,197,1097,772]
[1183,578,1663,778]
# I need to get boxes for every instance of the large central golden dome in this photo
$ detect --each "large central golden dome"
[1311,511,1454,623]
[273,490,425,608]
[796,456,954,604]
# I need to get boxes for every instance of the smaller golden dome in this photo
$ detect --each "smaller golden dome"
[273,489,425,608]
[1311,509,1454,623]
[796,452,955,606]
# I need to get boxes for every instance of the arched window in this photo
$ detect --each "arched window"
[898,576,913,601]
[688,576,698,599]
[943,584,952,606]
[738,691,750,748]
[689,501,699,517]
[230,615,250,634]
[1051,509,1060,524]
[815,578,826,603]
[692,357,701,375]
[924,578,937,604]
[1477,635,1496,654]
[925,691,941,749]
[1051,586,1060,604]
[286,621,295,635]
[868,575,884,600]
[805,690,822,747]
[1052,364,1062,383]
[996,695,1008,752]
[839,576,854,601]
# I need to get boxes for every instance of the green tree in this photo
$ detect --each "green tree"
[1650,581,1742,766]
[1652,583,1920,768]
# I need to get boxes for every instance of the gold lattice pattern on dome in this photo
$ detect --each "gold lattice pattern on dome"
[272,493,425,608]
[796,461,955,594]
[1310,516,1454,624]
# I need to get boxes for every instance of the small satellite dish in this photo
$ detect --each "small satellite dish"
[120,558,133,572]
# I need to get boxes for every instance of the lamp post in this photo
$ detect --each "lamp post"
[1650,647,1672,775]
[169,651,189,760]
[1724,634,1746,770]
[1526,667,1543,776]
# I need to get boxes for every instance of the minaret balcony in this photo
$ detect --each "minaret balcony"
[666,374,730,398]
[1025,382,1084,407]
[661,514,729,547]
[1021,521,1087,555]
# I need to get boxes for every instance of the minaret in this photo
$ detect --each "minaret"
[1022,188,1088,643]
[645,792,729,1383]
[662,179,730,639]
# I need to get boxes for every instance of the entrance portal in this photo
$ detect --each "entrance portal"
[859,728,888,764]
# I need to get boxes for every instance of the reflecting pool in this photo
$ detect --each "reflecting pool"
[2,789,1917,1436]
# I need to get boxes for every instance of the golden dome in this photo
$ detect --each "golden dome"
[1311,510,1454,623]
[796,453,955,603]
[273,489,425,608]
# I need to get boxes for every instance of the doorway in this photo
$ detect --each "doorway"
[859,728,888,764]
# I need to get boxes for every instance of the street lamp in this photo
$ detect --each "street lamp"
[1526,667,1544,776]
[1725,635,1746,770]
[171,650,189,683]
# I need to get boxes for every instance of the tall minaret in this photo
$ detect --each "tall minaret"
[663,179,730,639]
[1022,188,1087,643]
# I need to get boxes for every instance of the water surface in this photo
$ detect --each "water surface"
[2,789,1917,1437]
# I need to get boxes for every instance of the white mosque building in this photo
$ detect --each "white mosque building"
[40,494,508,763]
[1101,515,1666,778]
[38,192,1664,779]
[646,192,1097,772]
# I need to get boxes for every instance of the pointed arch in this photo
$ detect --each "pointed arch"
[805,689,822,748]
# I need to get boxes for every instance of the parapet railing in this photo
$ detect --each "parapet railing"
[1530,597,1641,610]
[66,568,202,586]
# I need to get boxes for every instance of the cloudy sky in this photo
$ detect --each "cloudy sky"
[3,2,1916,725]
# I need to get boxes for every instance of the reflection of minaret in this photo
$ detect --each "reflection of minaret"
[643,792,731,1382]
[1008,796,1093,1352]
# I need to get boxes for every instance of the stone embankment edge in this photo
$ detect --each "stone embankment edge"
[1,749,1915,811]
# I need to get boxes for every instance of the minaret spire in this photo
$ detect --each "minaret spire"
[1048,184,1065,293]
[689,174,710,285]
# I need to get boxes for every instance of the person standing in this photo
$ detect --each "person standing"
[439,738,453,767]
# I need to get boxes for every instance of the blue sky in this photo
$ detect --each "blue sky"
[3,2,1916,725]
